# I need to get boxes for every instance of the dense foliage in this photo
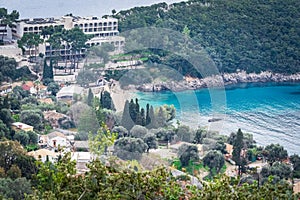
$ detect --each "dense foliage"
[24,153,299,199]
[117,0,300,74]
[0,56,35,82]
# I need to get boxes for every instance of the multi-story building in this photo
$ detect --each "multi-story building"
[15,15,124,57]
[0,23,18,43]
[16,15,119,38]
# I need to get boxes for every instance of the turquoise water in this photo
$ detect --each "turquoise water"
[136,82,300,154]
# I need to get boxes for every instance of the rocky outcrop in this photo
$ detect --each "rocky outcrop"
[136,71,300,92]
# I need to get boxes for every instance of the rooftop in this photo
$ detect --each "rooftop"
[28,149,57,158]
[12,122,33,130]
[47,131,66,139]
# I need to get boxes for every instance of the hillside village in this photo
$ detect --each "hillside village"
[1,5,300,199]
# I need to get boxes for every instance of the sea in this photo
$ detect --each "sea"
[136,82,300,155]
[0,0,183,18]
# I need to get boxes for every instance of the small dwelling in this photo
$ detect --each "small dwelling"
[71,152,94,173]
[56,85,84,101]
[47,131,67,148]
[12,122,34,132]
[28,149,57,163]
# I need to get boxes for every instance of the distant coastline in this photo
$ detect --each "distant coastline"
[137,71,300,92]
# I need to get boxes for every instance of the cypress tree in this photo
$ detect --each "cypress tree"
[146,106,156,129]
[145,104,151,126]
[129,99,137,123]
[140,108,146,126]
[42,58,54,84]
[49,59,54,79]
[100,91,114,110]
[87,88,94,107]
[121,100,134,130]
[232,128,245,176]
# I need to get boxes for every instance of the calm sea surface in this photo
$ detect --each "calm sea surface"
[136,82,300,155]
[0,0,182,18]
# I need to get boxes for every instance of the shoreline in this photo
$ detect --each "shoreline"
[136,71,300,92]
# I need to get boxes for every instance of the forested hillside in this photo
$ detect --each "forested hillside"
[116,0,300,74]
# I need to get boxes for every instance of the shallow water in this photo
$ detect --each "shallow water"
[136,82,300,154]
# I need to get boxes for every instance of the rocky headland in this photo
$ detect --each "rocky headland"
[137,71,300,92]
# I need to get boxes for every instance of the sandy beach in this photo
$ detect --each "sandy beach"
[110,81,136,112]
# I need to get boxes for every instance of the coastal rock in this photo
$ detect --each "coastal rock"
[136,71,300,92]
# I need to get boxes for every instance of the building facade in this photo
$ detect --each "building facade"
[15,15,124,57]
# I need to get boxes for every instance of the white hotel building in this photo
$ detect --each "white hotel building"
[13,15,124,57]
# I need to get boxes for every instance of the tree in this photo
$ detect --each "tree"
[87,88,94,106]
[264,144,288,166]
[112,126,129,138]
[13,131,29,146]
[68,102,90,126]
[140,108,146,126]
[100,91,114,110]
[155,107,167,128]
[47,81,59,96]
[146,105,156,129]
[0,140,36,178]
[6,164,21,179]
[203,150,225,177]
[121,100,135,131]
[130,125,148,138]
[76,69,97,87]
[193,129,205,144]
[145,104,151,126]
[176,125,193,142]
[12,86,30,100]
[65,27,89,70]
[42,59,54,85]
[114,137,148,160]
[78,107,100,135]
[0,177,32,200]
[261,162,292,180]
[89,124,117,156]
[290,154,300,178]
[177,144,199,167]
[143,133,158,153]
[20,110,43,130]
[0,119,10,139]
[17,33,43,60]
[88,43,114,64]
[232,129,245,175]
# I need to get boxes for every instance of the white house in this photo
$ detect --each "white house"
[47,131,67,148]
[56,85,84,101]
[28,149,58,163]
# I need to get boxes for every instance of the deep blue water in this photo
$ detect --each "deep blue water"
[136,82,300,154]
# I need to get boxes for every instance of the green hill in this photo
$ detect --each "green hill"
[116,0,300,74]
